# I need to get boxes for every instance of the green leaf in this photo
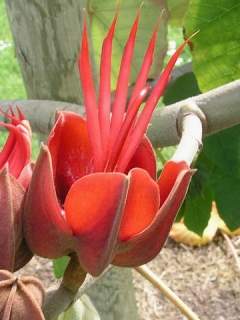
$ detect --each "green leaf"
[200,125,240,231]
[215,176,240,231]
[167,0,190,26]
[88,0,168,87]
[184,0,240,91]
[58,295,100,320]
[163,71,200,105]
[180,124,240,234]
[53,256,70,279]
[182,176,213,235]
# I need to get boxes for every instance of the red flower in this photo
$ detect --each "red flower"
[24,13,193,276]
[0,108,33,271]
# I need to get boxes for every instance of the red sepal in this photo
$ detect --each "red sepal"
[24,145,73,259]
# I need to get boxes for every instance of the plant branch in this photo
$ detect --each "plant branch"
[221,231,240,273]
[43,267,111,320]
[0,80,240,147]
[135,265,200,320]
[172,101,204,165]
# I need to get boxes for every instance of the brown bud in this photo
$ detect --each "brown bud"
[0,270,45,320]
[0,168,32,271]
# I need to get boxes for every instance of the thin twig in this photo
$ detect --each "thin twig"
[221,231,240,272]
[135,265,201,320]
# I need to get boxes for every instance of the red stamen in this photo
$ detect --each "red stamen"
[79,19,103,171]
[0,107,21,125]
[0,121,16,169]
[16,106,25,120]
[115,40,189,172]
[106,23,159,170]
[0,121,30,177]
[9,106,15,117]
[98,12,118,157]
[107,11,140,160]
[106,85,149,171]
[127,20,159,108]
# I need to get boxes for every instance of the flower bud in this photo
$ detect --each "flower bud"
[0,109,33,271]
[0,270,45,320]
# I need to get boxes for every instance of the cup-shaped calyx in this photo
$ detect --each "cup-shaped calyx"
[0,270,45,320]
[0,109,33,271]
[24,12,196,276]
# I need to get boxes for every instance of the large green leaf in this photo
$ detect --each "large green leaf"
[88,0,168,86]
[167,0,190,26]
[180,170,213,235]
[184,0,240,91]
[180,124,240,234]
[201,125,240,231]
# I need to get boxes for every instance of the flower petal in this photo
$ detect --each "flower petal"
[48,111,94,202]
[24,145,73,259]
[64,172,128,276]
[126,135,157,179]
[113,166,193,267]
[158,161,189,205]
[119,168,160,241]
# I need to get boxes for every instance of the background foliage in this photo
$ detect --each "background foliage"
[1,0,240,236]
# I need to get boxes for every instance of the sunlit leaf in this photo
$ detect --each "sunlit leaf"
[184,0,240,91]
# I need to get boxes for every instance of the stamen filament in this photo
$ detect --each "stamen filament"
[78,19,103,171]
[127,20,159,108]
[106,85,149,171]
[106,23,159,170]
[107,11,140,160]
[98,13,118,157]
[115,40,190,173]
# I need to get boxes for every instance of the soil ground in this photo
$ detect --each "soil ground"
[18,236,240,320]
